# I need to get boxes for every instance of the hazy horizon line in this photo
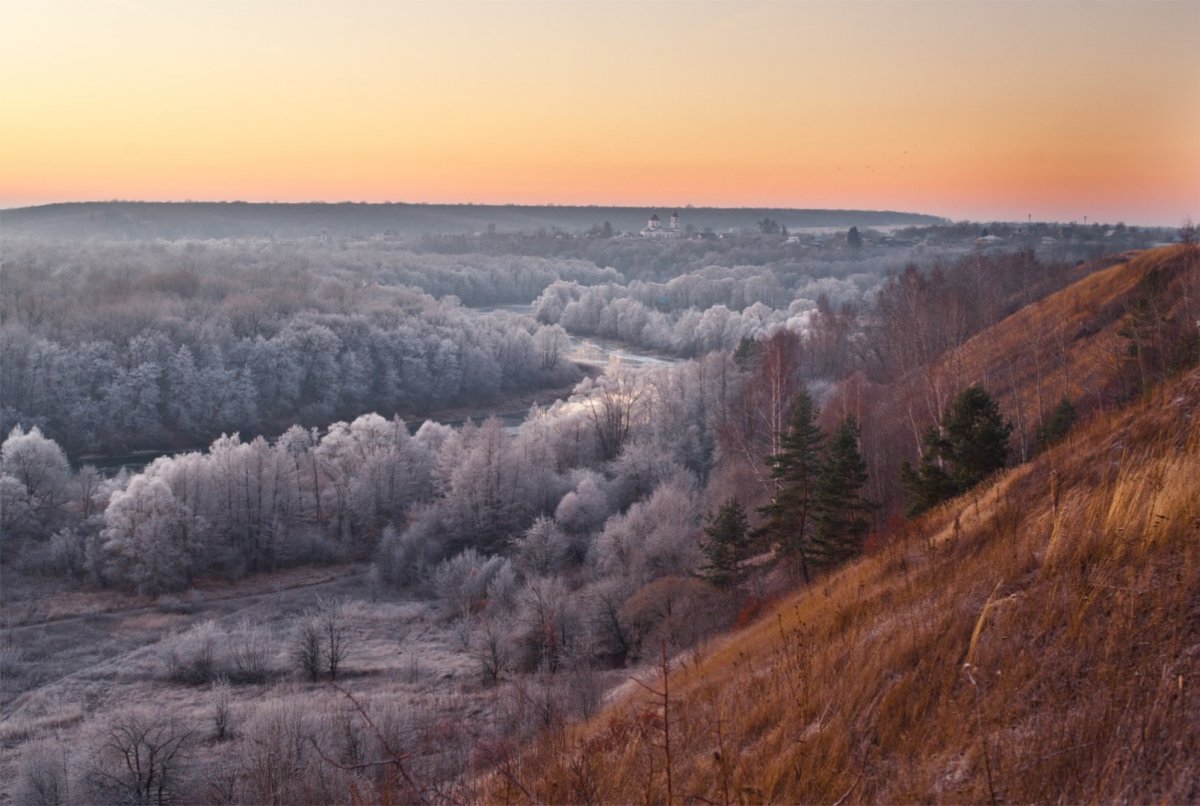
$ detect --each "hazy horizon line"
[4,198,940,213]
[5,198,1189,228]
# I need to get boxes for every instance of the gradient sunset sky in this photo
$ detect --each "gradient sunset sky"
[2,0,1198,225]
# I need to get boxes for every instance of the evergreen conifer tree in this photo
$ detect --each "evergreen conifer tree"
[901,385,1012,516]
[900,431,958,517]
[756,389,824,581]
[696,498,750,589]
[942,385,1013,489]
[1035,396,1076,450]
[810,416,872,569]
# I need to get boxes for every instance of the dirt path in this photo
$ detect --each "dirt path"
[1,565,367,636]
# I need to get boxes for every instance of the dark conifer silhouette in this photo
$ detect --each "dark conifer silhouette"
[1035,396,1076,451]
[901,385,1012,515]
[756,389,824,581]
[696,498,751,589]
[810,416,872,569]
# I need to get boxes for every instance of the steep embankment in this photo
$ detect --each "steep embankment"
[489,249,1200,803]
[840,245,1198,510]
[934,245,1198,452]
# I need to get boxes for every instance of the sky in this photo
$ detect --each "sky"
[1,0,1198,225]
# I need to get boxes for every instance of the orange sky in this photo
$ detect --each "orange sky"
[2,0,1198,225]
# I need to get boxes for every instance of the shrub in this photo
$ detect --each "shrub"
[1036,396,1077,450]
[0,646,25,679]
[373,516,442,589]
[167,620,217,684]
[240,697,316,804]
[47,528,90,580]
[432,550,510,621]
[211,679,234,742]
[229,619,271,684]
[156,591,201,615]
[317,597,352,681]
[619,576,726,660]
[294,618,323,683]
[87,709,193,806]
[17,738,69,806]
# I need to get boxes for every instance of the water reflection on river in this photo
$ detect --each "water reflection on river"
[475,302,681,370]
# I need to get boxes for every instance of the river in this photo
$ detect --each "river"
[475,302,681,370]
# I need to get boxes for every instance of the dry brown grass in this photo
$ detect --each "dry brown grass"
[941,245,1197,436]
[487,368,1200,804]
[840,245,1199,512]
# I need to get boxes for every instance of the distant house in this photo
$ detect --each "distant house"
[641,211,681,239]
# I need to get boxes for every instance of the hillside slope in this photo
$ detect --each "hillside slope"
[935,245,1199,453]
[840,244,1199,511]
[488,253,1200,803]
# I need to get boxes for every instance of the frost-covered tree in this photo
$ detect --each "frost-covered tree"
[510,515,571,577]
[513,575,580,671]
[553,471,611,535]
[165,345,205,436]
[578,371,648,463]
[373,513,443,589]
[100,474,208,593]
[444,418,532,552]
[0,473,34,539]
[532,324,568,369]
[433,549,512,621]
[590,481,700,585]
[1,425,71,535]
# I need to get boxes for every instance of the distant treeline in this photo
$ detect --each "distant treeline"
[0,201,945,240]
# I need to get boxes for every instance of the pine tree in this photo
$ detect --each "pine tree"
[941,385,1012,490]
[902,385,1012,516]
[1035,395,1076,450]
[810,416,872,569]
[900,431,957,517]
[696,498,750,589]
[756,389,824,581]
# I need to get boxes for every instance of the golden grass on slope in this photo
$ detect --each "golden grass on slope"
[841,244,1198,517]
[943,245,1196,451]
[488,369,1200,804]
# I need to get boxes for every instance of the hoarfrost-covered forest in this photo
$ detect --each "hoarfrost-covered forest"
[0,207,1176,803]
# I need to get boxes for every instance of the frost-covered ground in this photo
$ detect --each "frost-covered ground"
[0,564,627,804]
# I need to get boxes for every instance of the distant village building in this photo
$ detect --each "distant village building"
[641,211,681,239]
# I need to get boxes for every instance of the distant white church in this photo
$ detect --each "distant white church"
[641,211,680,239]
